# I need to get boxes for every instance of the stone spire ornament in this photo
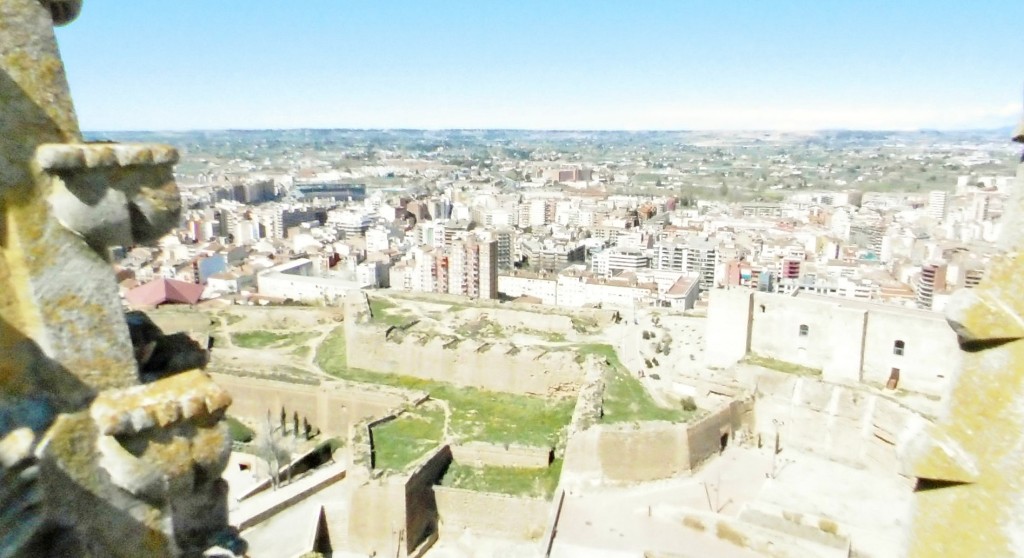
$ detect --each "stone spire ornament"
[0,1,245,556]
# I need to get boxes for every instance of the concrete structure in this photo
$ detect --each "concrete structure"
[256,258,361,302]
[928,190,948,221]
[498,271,558,305]
[916,261,947,310]
[593,247,649,277]
[706,288,960,397]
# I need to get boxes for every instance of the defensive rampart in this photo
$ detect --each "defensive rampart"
[562,399,753,486]
[211,373,413,437]
[740,367,930,475]
[346,445,451,557]
[346,325,585,396]
[451,442,552,469]
[433,486,550,540]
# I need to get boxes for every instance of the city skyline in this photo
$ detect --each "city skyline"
[56,1,1023,132]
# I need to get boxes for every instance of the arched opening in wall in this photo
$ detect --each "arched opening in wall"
[893,340,905,356]
[720,431,729,453]
[887,368,900,390]
[798,324,809,337]
[759,304,766,313]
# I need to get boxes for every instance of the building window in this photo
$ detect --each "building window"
[893,340,905,356]
[798,324,809,337]
[759,304,766,313]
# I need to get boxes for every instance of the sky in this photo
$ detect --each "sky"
[54,1,1024,132]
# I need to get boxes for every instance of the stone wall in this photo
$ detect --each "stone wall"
[743,368,930,475]
[433,486,551,540]
[345,445,451,557]
[346,479,407,556]
[451,442,552,469]
[211,373,411,437]
[346,325,585,397]
[705,289,960,398]
[405,445,451,554]
[463,306,578,333]
[562,400,752,486]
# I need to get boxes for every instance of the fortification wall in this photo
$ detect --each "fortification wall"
[705,289,753,368]
[859,308,959,395]
[211,373,409,437]
[749,293,851,372]
[742,367,929,475]
[347,480,407,556]
[462,307,578,333]
[451,442,551,469]
[747,292,957,397]
[346,326,584,396]
[706,290,959,398]
[562,401,748,486]
[345,445,451,557]
[433,486,550,540]
[405,446,451,553]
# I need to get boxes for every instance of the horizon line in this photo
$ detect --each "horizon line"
[83,125,1015,135]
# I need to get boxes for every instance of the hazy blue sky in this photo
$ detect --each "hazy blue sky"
[55,1,1023,131]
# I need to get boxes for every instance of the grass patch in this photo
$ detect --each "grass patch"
[442,459,562,499]
[743,353,822,377]
[368,297,409,327]
[314,326,348,370]
[292,345,312,358]
[578,344,697,423]
[226,416,254,443]
[372,403,446,473]
[316,326,573,447]
[516,327,566,343]
[455,318,504,339]
[221,312,244,326]
[231,330,318,349]
[571,317,599,334]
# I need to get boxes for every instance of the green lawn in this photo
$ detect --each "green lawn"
[231,330,319,349]
[577,343,698,423]
[225,416,254,443]
[441,458,563,499]
[372,403,446,473]
[367,297,410,327]
[315,326,573,447]
[455,318,505,339]
[314,326,347,370]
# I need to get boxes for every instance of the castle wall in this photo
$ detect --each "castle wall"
[561,401,748,486]
[211,374,408,437]
[466,307,577,333]
[433,486,550,540]
[345,445,450,557]
[451,442,551,469]
[711,291,960,398]
[347,480,407,556]
[405,445,450,553]
[860,309,959,395]
[705,289,753,368]
[346,327,584,396]
[743,367,929,476]
[749,293,839,370]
